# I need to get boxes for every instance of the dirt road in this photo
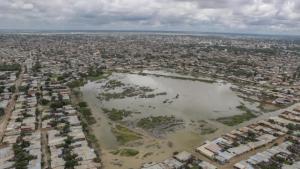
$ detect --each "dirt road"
[0,66,24,142]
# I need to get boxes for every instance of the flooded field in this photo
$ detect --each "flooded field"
[80,72,261,168]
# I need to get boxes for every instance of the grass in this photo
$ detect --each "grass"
[200,127,218,135]
[78,107,96,124]
[137,116,177,129]
[110,150,120,155]
[111,148,139,157]
[119,149,139,156]
[102,108,138,121]
[216,102,257,126]
[137,72,216,83]
[86,72,112,81]
[98,85,161,101]
[103,79,125,89]
[236,102,251,113]
[111,125,142,144]
[216,112,256,126]
[67,79,85,88]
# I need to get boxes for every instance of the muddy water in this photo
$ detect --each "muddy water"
[81,72,259,148]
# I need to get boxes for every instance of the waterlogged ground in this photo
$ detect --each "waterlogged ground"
[80,71,261,168]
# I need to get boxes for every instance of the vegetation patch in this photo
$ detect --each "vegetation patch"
[0,108,4,116]
[13,138,36,168]
[110,148,139,156]
[200,127,218,135]
[78,107,96,124]
[98,86,155,101]
[137,72,215,83]
[0,63,21,72]
[67,78,85,88]
[119,148,139,156]
[216,111,256,126]
[103,79,125,90]
[111,125,142,144]
[137,116,183,130]
[87,72,111,81]
[102,108,140,121]
[98,81,167,101]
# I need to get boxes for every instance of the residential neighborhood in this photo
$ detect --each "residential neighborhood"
[0,32,299,169]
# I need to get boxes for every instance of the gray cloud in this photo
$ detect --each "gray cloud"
[0,0,299,34]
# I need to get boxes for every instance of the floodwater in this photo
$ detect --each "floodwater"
[81,72,259,149]
[80,72,298,169]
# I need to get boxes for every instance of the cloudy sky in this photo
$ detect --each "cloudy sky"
[0,0,300,34]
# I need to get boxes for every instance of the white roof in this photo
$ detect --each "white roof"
[174,151,192,162]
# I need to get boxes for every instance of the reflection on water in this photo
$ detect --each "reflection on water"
[81,72,258,149]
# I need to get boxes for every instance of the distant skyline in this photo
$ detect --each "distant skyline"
[1,0,300,35]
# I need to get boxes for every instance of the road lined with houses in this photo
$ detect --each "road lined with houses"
[0,65,24,141]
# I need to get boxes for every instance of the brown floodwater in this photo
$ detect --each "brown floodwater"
[81,72,260,148]
[80,72,299,169]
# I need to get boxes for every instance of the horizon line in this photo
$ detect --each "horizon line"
[0,28,299,37]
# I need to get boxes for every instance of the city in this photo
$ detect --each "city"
[0,32,299,169]
[0,0,300,169]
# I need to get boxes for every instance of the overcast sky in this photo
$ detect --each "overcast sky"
[0,0,300,34]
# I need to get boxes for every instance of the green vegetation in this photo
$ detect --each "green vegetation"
[0,86,5,94]
[67,78,85,88]
[75,107,101,161]
[8,85,16,93]
[200,127,218,135]
[0,63,21,72]
[78,101,88,108]
[111,125,142,144]
[137,116,179,129]
[87,73,111,81]
[67,70,111,88]
[98,85,162,101]
[286,123,300,131]
[286,123,300,135]
[110,149,120,155]
[236,102,253,113]
[19,85,29,93]
[0,108,4,116]
[13,138,36,169]
[137,72,215,83]
[119,148,139,156]
[40,99,50,105]
[111,148,139,157]
[101,86,135,100]
[32,60,41,72]
[62,136,79,168]
[139,92,167,98]
[257,161,282,169]
[78,107,96,124]
[216,111,256,126]
[216,102,257,126]
[50,100,68,109]
[103,79,125,89]
[80,67,111,81]
[73,93,96,124]
[102,108,139,121]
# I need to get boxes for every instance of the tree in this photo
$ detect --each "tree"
[0,108,4,116]
[78,101,88,108]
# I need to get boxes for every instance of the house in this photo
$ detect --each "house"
[198,160,217,169]
[174,151,192,163]
[163,158,184,169]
